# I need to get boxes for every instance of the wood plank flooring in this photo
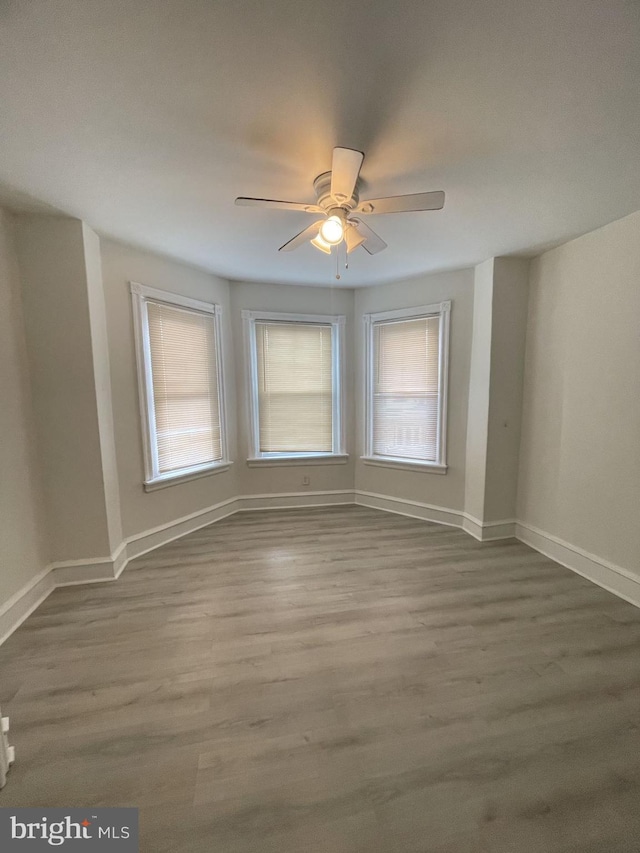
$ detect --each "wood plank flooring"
[1,506,640,852]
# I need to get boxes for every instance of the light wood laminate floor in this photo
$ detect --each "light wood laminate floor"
[1,507,640,852]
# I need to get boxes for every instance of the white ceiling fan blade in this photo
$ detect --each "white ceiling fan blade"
[236,197,323,213]
[330,147,364,204]
[278,220,324,252]
[352,219,387,255]
[355,191,445,215]
[344,222,366,254]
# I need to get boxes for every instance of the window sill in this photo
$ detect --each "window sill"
[360,456,447,474]
[144,461,233,492]
[247,454,349,468]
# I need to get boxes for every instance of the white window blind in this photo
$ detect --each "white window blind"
[146,300,223,473]
[372,315,441,462]
[255,321,333,453]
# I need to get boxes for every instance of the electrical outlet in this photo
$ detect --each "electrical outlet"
[302,475,311,486]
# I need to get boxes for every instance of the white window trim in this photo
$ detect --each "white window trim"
[242,309,347,463]
[130,281,231,490]
[362,300,451,472]
[246,454,349,468]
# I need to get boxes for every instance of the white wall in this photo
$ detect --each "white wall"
[484,258,529,522]
[230,281,355,497]
[464,259,494,521]
[100,239,238,540]
[465,257,529,526]
[14,216,115,562]
[518,210,640,574]
[355,268,474,512]
[83,225,123,553]
[0,209,48,606]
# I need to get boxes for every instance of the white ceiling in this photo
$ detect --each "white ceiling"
[1,0,639,286]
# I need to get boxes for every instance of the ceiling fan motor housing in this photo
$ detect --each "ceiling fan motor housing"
[313,171,360,212]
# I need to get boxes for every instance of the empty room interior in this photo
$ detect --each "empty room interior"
[1,1,640,850]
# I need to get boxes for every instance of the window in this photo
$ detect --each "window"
[242,310,346,464]
[130,282,229,489]
[363,301,450,472]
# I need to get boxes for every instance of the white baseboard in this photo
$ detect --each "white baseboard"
[125,497,239,561]
[515,521,640,609]
[3,493,638,647]
[355,490,463,529]
[0,490,356,646]
[113,542,129,579]
[462,514,516,541]
[123,491,355,560]
[51,540,130,587]
[0,567,55,647]
[238,490,355,512]
[354,492,516,541]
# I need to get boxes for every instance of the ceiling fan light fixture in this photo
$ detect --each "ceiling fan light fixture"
[311,233,332,254]
[319,215,343,245]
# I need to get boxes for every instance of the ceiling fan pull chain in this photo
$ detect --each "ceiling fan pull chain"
[335,245,340,280]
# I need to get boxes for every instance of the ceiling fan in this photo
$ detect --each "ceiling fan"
[235,147,445,256]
